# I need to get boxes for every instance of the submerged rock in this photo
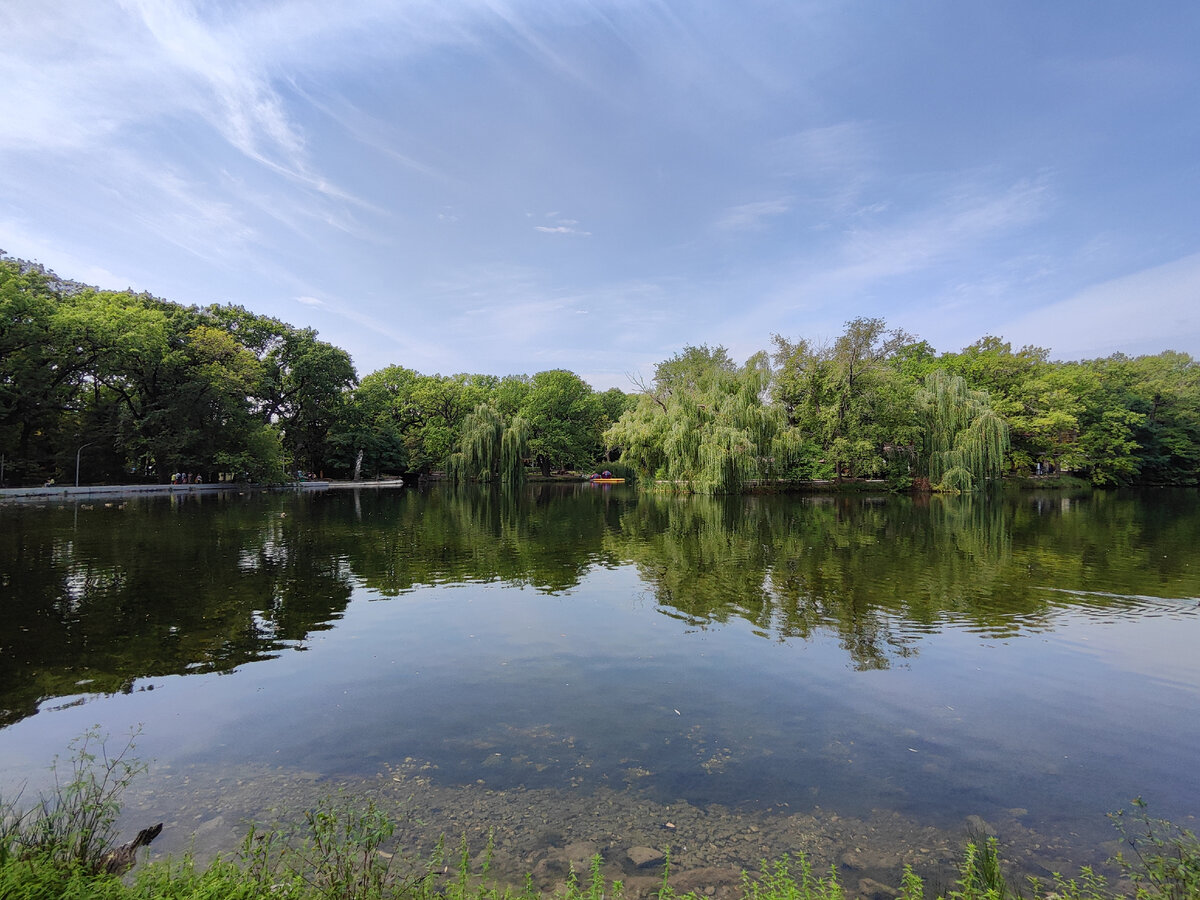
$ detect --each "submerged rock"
[965,814,996,836]
[626,846,666,869]
[857,876,900,899]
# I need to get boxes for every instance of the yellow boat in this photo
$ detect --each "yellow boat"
[589,477,625,484]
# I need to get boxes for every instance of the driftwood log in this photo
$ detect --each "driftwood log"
[98,823,163,875]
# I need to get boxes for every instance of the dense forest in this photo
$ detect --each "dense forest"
[2,255,1198,491]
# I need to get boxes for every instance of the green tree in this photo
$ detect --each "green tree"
[606,348,798,493]
[447,403,531,484]
[59,291,269,481]
[260,327,356,474]
[0,260,76,481]
[938,335,1050,472]
[492,374,532,419]
[772,320,922,479]
[405,373,494,472]
[519,369,603,475]
[328,366,415,479]
[1124,351,1200,485]
[916,370,1010,490]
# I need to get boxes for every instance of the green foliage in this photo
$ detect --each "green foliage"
[935,466,975,493]
[1043,867,1114,900]
[4,735,1200,900]
[0,258,360,484]
[331,365,419,478]
[772,319,923,478]
[951,838,1012,900]
[215,424,289,483]
[1110,797,1200,900]
[284,795,405,899]
[739,854,845,900]
[0,260,76,480]
[1110,353,1200,486]
[449,404,530,485]
[555,852,620,900]
[0,726,147,875]
[917,371,1009,489]
[4,250,1200,489]
[263,327,357,474]
[518,370,604,475]
[607,348,798,493]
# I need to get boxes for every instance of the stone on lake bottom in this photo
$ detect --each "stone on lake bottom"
[626,846,666,868]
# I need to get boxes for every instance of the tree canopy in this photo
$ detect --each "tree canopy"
[3,253,1198,490]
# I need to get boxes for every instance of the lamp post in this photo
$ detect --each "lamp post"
[75,441,96,488]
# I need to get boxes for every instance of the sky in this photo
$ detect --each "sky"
[2,1,1199,390]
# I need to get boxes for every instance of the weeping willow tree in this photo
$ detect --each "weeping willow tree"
[447,403,530,485]
[605,348,799,494]
[917,370,1009,491]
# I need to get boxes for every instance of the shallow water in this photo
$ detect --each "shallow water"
[2,485,1198,890]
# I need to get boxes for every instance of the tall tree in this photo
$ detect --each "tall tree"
[1124,351,1200,485]
[519,369,603,476]
[916,370,1010,490]
[0,261,76,480]
[60,290,272,480]
[261,327,356,474]
[772,319,922,478]
[328,365,416,479]
[607,348,797,493]
[938,335,1050,470]
[447,403,530,484]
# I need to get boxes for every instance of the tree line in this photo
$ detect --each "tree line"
[2,255,1197,490]
[0,257,629,485]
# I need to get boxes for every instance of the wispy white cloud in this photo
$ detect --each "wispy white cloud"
[769,122,877,179]
[715,198,792,232]
[999,251,1200,361]
[731,176,1052,347]
[534,211,590,236]
[834,177,1049,280]
[0,3,164,152]
[118,0,364,203]
[296,296,325,307]
[1,1,1195,382]
[535,225,591,235]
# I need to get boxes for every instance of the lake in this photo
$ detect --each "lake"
[1,484,1198,891]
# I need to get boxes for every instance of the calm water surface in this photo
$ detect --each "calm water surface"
[1,485,1198,875]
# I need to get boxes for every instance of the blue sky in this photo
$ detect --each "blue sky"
[2,1,1198,389]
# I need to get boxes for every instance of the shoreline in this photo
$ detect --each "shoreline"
[0,473,1102,503]
[117,757,1124,900]
[0,481,343,501]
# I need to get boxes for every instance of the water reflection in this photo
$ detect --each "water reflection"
[2,486,1198,727]
[0,494,354,726]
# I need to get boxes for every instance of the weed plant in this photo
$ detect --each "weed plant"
[1109,797,1200,900]
[0,725,146,871]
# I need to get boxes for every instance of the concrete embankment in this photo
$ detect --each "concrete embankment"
[0,482,331,501]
